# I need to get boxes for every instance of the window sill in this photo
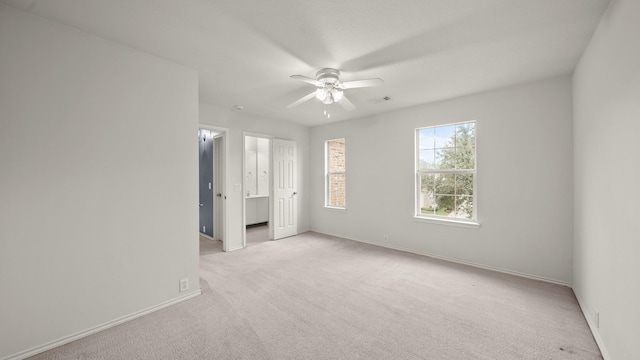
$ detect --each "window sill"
[413,216,480,229]
[324,206,347,212]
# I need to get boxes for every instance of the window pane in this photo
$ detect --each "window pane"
[419,174,436,213]
[435,194,455,215]
[328,139,345,173]
[435,149,456,170]
[456,123,475,147]
[435,173,455,215]
[455,122,475,170]
[328,140,345,172]
[435,125,455,148]
[436,174,455,195]
[455,174,474,195]
[455,146,475,170]
[453,195,473,219]
[418,128,435,150]
[328,174,346,207]
[419,149,435,170]
[420,174,436,193]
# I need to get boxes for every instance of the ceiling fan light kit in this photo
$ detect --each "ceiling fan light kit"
[315,87,343,104]
[287,68,383,111]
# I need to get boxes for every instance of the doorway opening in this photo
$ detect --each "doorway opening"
[244,134,271,247]
[242,134,298,247]
[199,126,228,253]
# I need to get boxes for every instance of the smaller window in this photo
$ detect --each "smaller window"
[326,138,346,208]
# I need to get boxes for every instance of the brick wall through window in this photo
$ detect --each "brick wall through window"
[327,139,346,207]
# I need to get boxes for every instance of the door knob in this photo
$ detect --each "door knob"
[199,203,204,207]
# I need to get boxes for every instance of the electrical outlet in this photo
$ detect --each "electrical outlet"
[595,310,600,328]
[383,235,388,241]
[179,278,189,293]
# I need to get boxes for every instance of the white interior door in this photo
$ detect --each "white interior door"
[272,139,297,239]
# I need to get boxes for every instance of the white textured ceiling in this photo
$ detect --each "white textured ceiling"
[2,0,610,126]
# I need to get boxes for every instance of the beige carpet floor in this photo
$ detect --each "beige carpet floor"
[28,232,602,359]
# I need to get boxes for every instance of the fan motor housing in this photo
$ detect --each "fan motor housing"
[316,68,340,85]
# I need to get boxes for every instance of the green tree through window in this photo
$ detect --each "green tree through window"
[417,122,476,220]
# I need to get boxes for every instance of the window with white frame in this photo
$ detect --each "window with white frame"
[416,121,476,221]
[326,138,346,208]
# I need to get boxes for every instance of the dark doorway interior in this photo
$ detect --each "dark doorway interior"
[199,129,214,237]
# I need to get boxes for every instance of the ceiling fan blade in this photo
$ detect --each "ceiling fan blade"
[337,94,355,111]
[286,91,317,109]
[340,78,383,89]
[290,75,322,86]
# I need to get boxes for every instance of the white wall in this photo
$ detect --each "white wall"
[573,0,640,358]
[0,6,200,360]
[310,76,574,284]
[199,103,310,251]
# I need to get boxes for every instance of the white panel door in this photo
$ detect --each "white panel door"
[272,139,297,239]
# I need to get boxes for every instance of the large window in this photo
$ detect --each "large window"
[416,121,476,221]
[326,138,346,208]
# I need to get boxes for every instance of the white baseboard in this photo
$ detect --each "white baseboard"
[312,229,572,287]
[199,232,215,241]
[4,289,202,360]
[573,291,611,360]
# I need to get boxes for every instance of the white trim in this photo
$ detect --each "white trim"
[242,134,247,248]
[324,206,347,212]
[199,233,215,241]
[574,291,611,360]
[3,290,201,360]
[243,131,273,139]
[312,229,571,287]
[413,215,480,229]
[226,245,244,252]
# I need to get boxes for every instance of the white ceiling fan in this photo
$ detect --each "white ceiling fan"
[287,68,383,111]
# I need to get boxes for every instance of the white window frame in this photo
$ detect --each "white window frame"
[325,138,346,209]
[414,121,479,228]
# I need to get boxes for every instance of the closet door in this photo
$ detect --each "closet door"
[272,139,297,239]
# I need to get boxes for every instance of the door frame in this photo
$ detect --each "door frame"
[199,124,230,252]
[242,131,274,247]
